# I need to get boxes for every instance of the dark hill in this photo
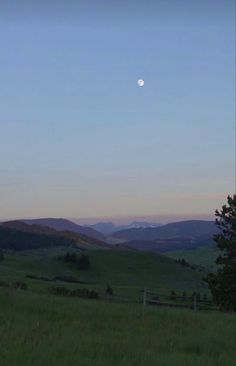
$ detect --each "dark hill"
[1,221,108,250]
[22,218,105,241]
[0,226,75,251]
[112,220,217,241]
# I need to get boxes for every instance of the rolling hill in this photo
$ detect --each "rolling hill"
[0,221,108,251]
[0,246,207,292]
[111,220,218,254]
[22,218,105,241]
[112,220,217,241]
[166,246,219,271]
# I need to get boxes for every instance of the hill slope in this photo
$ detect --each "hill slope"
[0,221,108,251]
[166,246,219,271]
[0,226,74,251]
[112,220,217,241]
[22,218,105,241]
[119,235,216,253]
[0,247,207,292]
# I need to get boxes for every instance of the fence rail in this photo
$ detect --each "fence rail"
[140,288,218,311]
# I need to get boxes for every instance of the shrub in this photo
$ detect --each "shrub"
[170,290,177,301]
[12,282,28,290]
[48,286,99,299]
[105,285,113,296]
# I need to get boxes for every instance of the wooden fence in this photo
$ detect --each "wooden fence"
[141,288,218,311]
[99,288,217,311]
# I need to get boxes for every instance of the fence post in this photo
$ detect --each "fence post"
[143,288,147,306]
[193,293,197,311]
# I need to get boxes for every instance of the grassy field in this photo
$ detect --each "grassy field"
[166,246,219,271]
[0,288,235,366]
[0,248,235,365]
[0,247,208,300]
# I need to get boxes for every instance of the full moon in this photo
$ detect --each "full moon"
[137,79,145,87]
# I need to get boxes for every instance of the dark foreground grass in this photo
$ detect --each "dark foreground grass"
[0,289,235,366]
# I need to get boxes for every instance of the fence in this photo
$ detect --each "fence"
[27,273,218,311]
[99,288,217,312]
[141,288,218,311]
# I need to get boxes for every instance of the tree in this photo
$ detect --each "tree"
[170,290,177,301]
[0,250,4,261]
[77,254,90,270]
[206,195,236,311]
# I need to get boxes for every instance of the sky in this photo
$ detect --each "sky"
[0,0,235,223]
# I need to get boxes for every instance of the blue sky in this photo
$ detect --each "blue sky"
[0,1,235,222]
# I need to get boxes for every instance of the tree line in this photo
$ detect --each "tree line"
[57,252,90,270]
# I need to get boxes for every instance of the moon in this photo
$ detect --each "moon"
[137,79,145,87]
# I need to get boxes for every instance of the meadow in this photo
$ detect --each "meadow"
[0,248,208,300]
[0,289,236,366]
[167,246,219,271]
[0,247,235,366]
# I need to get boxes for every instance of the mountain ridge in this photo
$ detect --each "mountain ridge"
[0,221,108,250]
[21,218,105,241]
[87,221,162,234]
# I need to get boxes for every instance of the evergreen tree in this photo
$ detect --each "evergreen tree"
[170,290,177,301]
[0,250,4,261]
[77,254,90,270]
[206,195,236,311]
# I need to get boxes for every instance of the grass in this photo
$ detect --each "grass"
[166,246,219,271]
[0,288,235,366]
[0,248,208,300]
[0,248,235,365]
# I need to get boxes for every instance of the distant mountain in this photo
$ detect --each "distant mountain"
[22,218,105,241]
[87,222,116,234]
[88,221,162,234]
[112,220,217,242]
[117,221,162,231]
[1,221,108,251]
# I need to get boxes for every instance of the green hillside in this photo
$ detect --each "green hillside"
[0,247,209,300]
[166,246,219,271]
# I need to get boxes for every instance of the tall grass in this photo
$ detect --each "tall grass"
[0,289,235,366]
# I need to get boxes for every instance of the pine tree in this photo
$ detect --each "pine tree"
[0,250,4,261]
[206,195,236,311]
[77,254,90,270]
[170,290,177,301]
